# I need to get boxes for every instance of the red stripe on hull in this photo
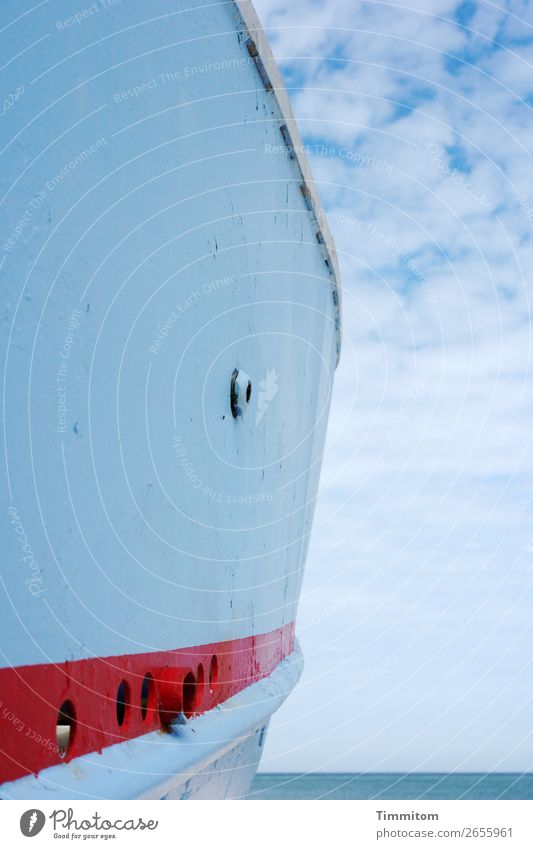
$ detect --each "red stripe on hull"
[0,623,294,784]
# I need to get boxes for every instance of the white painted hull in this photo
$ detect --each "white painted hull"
[0,0,340,796]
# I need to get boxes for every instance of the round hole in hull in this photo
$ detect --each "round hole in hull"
[116,680,130,727]
[56,700,75,758]
[209,655,218,692]
[182,671,197,718]
[140,673,154,721]
[195,663,205,712]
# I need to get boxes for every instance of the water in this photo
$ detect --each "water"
[248,773,533,800]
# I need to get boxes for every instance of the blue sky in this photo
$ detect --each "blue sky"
[253,0,533,772]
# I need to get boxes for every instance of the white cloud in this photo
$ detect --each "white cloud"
[254,0,533,774]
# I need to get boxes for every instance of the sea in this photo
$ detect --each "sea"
[247,773,533,800]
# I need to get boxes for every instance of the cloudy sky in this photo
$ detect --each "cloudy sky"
[252,0,533,774]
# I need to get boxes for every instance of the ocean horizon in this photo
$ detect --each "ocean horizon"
[247,773,533,800]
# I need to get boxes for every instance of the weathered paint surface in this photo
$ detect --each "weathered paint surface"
[0,623,293,782]
[0,0,339,793]
[1,642,303,799]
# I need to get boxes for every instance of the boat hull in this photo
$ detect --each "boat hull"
[0,0,340,795]
[1,644,303,799]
